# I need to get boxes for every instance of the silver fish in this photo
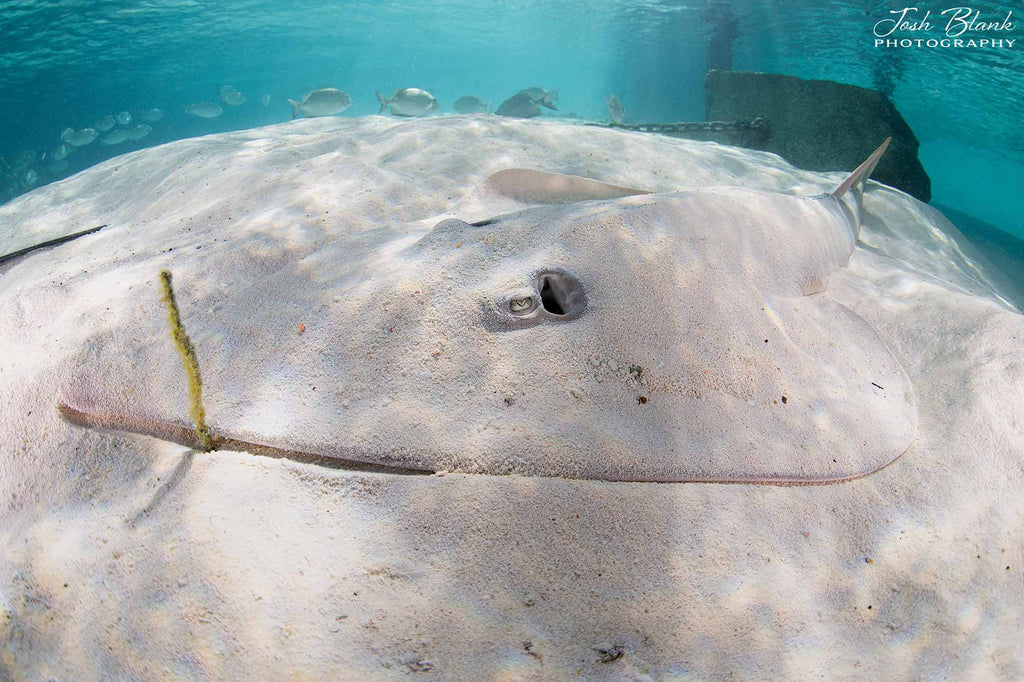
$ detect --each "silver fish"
[127,124,152,141]
[142,108,163,122]
[100,129,129,146]
[517,87,559,110]
[63,128,98,147]
[116,111,132,126]
[376,88,439,117]
[260,94,271,107]
[606,94,624,124]
[287,88,352,119]
[495,93,541,119]
[452,96,490,114]
[95,115,116,132]
[221,85,246,106]
[186,102,223,119]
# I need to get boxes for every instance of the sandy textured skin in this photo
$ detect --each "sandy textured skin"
[0,117,1021,679]
[54,168,915,483]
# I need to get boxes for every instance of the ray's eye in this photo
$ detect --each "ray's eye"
[509,296,534,313]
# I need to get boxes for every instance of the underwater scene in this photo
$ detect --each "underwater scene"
[1,0,1022,679]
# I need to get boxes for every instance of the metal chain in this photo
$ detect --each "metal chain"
[585,117,769,135]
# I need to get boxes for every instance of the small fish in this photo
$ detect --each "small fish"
[46,159,69,174]
[100,129,130,146]
[127,124,152,140]
[186,102,224,119]
[223,91,246,106]
[606,94,624,124]
[376,88,439,117]
[24,169,38,186]
[517,87,559,110]
[95,115,116,132]
[495,93,541,119]
[63,128,98,147]
[142,108,163,122]
[116,111,132,126]
[287,88,352,119]
[260,94,271,107]
[51,144,70,161]
[220,85,246,106]
[452,96,490,114]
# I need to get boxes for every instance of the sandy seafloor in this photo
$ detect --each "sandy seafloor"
[0,116,1022,679]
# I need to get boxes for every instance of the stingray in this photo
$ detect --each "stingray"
[58,138,917,484]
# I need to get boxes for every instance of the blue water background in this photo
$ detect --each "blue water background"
[1,0,1021,246]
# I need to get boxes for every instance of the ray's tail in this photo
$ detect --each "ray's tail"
[830,137,891,238]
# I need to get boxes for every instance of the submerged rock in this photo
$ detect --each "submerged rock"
[705,69,931,202]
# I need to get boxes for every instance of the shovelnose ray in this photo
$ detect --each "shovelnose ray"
[59,138,916,484]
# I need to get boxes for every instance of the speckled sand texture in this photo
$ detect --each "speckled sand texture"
[1,117,1022,679]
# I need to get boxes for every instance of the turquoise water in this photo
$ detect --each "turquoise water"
[1,1,1021,251]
